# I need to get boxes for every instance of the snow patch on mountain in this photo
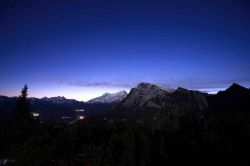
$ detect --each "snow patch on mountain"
[88,91,128,103]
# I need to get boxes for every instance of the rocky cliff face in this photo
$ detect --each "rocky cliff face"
[115,83,208,117]
[118,83,169,110]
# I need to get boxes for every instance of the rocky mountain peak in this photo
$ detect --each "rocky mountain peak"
[118,83,168,109]
[226,83,248,92]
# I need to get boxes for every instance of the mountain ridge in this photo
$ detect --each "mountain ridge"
[1,82,250,122]
[88,90,128,103]
[115,82,208,116]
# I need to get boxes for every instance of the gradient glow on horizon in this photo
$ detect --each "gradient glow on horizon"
[0,0,250,101]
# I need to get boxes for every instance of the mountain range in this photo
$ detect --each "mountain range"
[0,91,127,122]
[1,82,250,123]
[88,90,128,103]
[113,82,250,119]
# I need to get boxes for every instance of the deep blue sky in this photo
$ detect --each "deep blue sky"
[0,0,250,101]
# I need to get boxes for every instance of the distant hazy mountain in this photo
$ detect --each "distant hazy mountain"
[39,96,80,105]
[88,91,128,103]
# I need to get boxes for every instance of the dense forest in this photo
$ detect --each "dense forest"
[1,84,250,165]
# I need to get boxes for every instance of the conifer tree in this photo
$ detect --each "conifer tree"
[15,84,31,122]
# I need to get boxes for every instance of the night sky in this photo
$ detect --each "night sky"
[1,0,250,101]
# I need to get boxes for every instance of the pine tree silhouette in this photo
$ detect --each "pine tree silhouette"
[15,84,31,122]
